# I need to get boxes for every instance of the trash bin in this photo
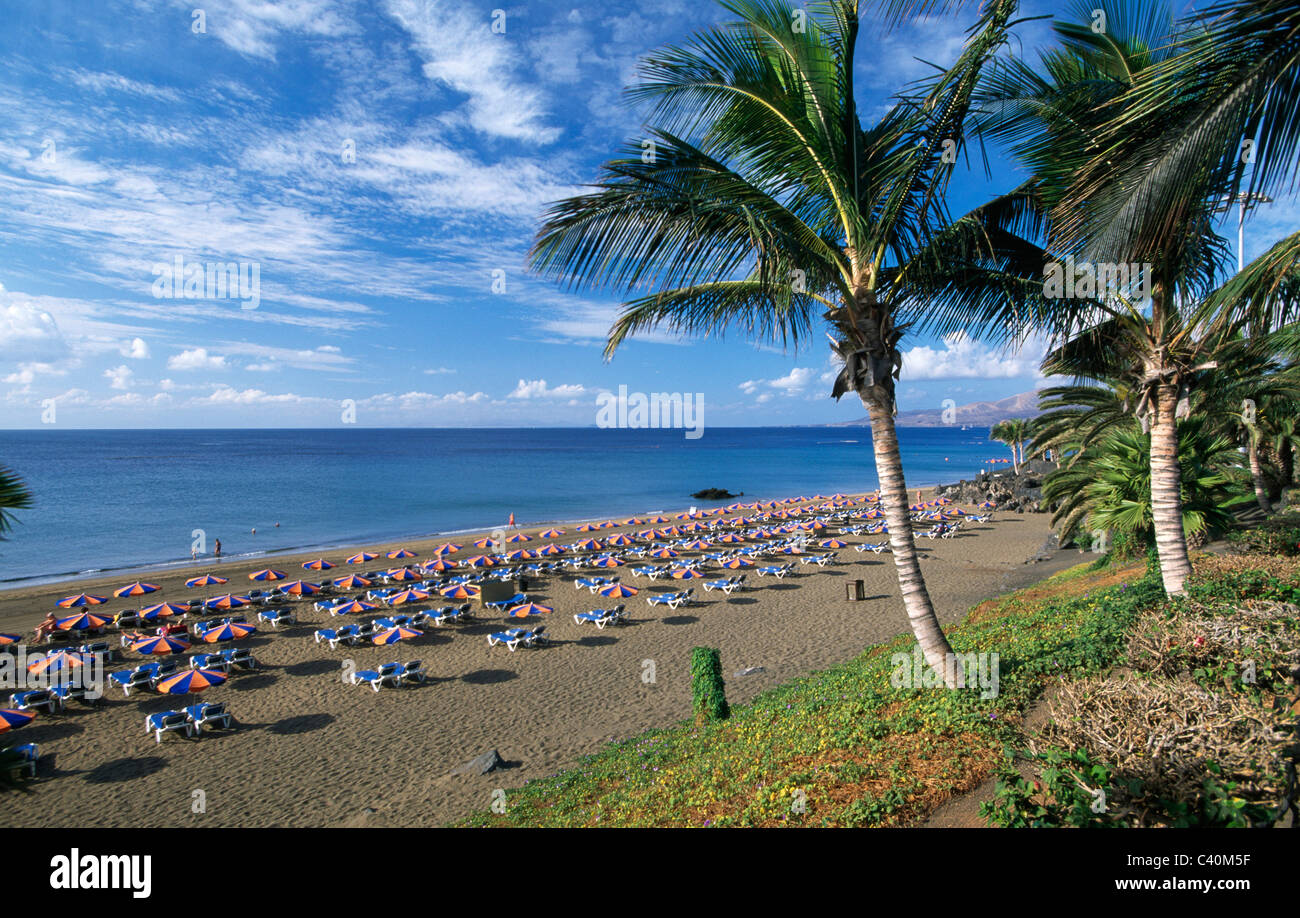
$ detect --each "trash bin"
[845,579,865,601]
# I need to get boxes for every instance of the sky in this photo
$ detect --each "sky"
[0,0,1291,429]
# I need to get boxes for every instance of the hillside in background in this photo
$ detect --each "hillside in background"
[832,390,1042,428]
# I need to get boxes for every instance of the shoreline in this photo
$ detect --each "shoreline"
[0,471,996,594]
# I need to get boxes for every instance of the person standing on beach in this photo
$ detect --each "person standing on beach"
[214,538,222,559]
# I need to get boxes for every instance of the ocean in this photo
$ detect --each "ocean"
[0,426,1005,586]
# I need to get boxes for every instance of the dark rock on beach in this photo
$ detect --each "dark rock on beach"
[692,488,741,500]
[451,749,503,776]
[934,458,1056,514]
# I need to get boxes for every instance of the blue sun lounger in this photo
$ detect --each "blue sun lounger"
[184,701,232,732]
[486,626,546,651]
[349,661,403,691]
[145,710,193,743]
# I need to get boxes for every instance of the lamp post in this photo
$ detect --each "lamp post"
[1222,191,1273,273]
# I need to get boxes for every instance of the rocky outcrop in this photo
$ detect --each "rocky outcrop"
[935,459,1057,513]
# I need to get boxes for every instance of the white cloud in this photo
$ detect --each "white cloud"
[740,367,819,398]
[104,365,134,390]
[423,366,455,375]
[167,347,228,371]
[508,378,588,399]
[0,291,68,362]
[121,336,150,359]
[899,332,1047,381]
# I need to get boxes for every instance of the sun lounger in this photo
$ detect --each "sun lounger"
[189,652,232,673]
[315,625,360,650]
[756,564,794,578]
[401,660,426,685]
[109,666,153,696]
[220,647,257,670]
[349,661,403,691]
[184,701,232,732]
[430,603,472,625]
[484,592,527,612]
[10,689,57,715]
[646,589,693,609]
[6,742,38,777]
[145,710,194,743]
[486,626,546,651]
[49,683,91,710]
[257,608,296,628]
[574,604,627,629]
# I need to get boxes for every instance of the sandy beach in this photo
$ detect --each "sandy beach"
[0,493,1075,827]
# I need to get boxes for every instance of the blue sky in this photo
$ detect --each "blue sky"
[0,0,1289,428]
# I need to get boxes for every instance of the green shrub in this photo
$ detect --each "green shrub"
[690,647,729,725]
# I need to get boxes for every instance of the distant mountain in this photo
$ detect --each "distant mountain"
[832,390,1042,428]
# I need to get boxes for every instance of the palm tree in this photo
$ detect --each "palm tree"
[973,0,1293,595]
[531,0,1050,684]
[1042,415,1249,551]
[0,466,32,541]
[991,417,1030,470]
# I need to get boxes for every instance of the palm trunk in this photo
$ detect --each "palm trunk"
[863,397,957,686]
[1149,382,1193,595]
[1247,438,1271,513]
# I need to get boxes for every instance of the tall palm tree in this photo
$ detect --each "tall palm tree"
[991,417,1030,470]
[531,0,1050,684]
[973,0,1293,595]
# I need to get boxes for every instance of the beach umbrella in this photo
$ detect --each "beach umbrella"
[387,548,418,559]
[575,524,598,532]
[139,602,189,621]
[650,548,678,559]
[132,634,191,655]
[507,602,553,618]
[722,558,754,569]
[113,582,159,598]
[439,583,480,600]
[505,533,532,543]
[472,537,499,549]
[302,559,334,570]
[621,518,643,526]
[202,622,256,643]
[683,539,712,551]
[591,556,624,568]
[820,538,849,548]
[387,567,422,581]
[26,650,89,677]
[55,593,108,609]
[979,501,997,510]
[331,599,377,615]
[157,668,227,695]
[0,633,21,647]
[423,559,457,572]
[373,626,421,645]
[279,580,321,596]
[186,574,228,588]
[388,589,431,606]
[332,574,372,589]
[538,528,565,539]
[433,543,462,555]
[463,555,496,568]
[504,550,535,562]
[598,583,638,598]
[0,709,36,733]
[572,539,602,551]
[717,533,745,543]
[671,568,705,580]
[346,552,378,564]
[606,534,636,547]
[248,569,286,582]
[205,594,251,610]
[537,544,565,556]
[54,611,110,632]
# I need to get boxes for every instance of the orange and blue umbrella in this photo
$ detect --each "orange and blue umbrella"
[373,626,420,645]
[387,548,417,559]
[598,583,638,598]
[202,622,256,643]
[333,574,372,589]
[433,543,462,555]
[55,611,110,631]
[573,539,601,551]
[278,580,321,595]
[591,556,623,568]
[113,582,159,598]
[157,668,227,695]
[27,650,89,676]
[302,559,334,570]
[139,602,189,621]
[248,569,286,582]
[132,634,191,655]
[722,557,754,569]
[387,567,422,581]
[424,559,457,572]
[606,534,635,547]
[331,599,377,614]
[508,602,553,618]
[650,548,678,559]
[347,552,378,563]
[186,574,228,588]
[671,568,704,580]
[505,549,536,561]
[472,537,499,549]
[388,589,431,606]
[56,593,107,609]
[820,538,849,548]
[205,594,251,610]
[575,524,598,532]
[538,544,565,556]
[538,528,564,538]
[505,533,532,543]
[463,555,496,568]
[0,709,36,733]
[683,539,712,551]
[0,633,21,647]
[439,584,480,600]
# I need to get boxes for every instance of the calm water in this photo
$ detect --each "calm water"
[0,426,1003,585]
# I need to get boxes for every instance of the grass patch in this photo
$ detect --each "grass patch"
[458,558,1161,827]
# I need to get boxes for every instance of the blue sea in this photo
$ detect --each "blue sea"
[0,426,1004,586]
